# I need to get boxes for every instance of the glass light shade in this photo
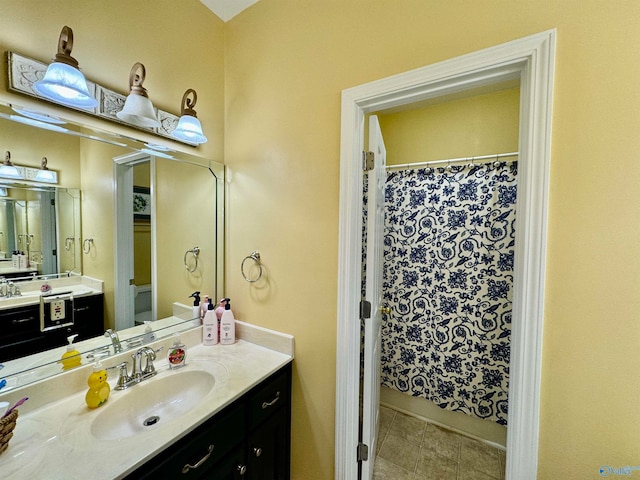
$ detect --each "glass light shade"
[116,93,160,128]
[172,115,207,144]
[0,164,23,179]
[34,169,57,183]
[33,61,98,109]
[11,107,65,124]
[9,114,68,133]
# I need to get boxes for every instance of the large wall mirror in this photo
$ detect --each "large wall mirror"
[0,100,224,389]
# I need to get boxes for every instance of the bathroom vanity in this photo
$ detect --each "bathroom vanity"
[126,363,291,479]
[0,322,294,480]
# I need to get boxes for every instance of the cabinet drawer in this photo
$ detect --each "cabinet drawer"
[248,368,290,430]
[127,403,245,479]
[0,305,40,337]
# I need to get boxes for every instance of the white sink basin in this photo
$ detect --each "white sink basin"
[90,369,215,441]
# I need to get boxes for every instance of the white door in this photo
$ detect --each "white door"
[361,115,386,480]
[113,152,152,331]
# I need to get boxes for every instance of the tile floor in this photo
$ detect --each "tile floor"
[373,406,506,480]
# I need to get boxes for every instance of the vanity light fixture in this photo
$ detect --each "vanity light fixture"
[171,89,207,145]
[0,152,23,180]
[116,62,161,128]
[32,26,98,110]
[33,157,57,183]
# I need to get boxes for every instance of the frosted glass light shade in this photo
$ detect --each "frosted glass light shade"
[172,115,207,144]
[0,164,22,180]
[34,169,57,183]
[116,93,160,128]
[33,62,97,110]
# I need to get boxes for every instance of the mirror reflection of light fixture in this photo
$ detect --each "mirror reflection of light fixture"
[34,157,57,183]
[171,89,207,145]
[11,107,65,125]
[32,26,98,110]
[0,152,23,179]
[116,62,160,128]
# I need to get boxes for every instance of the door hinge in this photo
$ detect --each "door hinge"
[360,300,371,320]
[357,442,369,462]
[362,151,374,171]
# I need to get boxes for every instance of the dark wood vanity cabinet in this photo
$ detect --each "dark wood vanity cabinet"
[126,362,292,480]
[0,293,104,362]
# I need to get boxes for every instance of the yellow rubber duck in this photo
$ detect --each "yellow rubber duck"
[85,361,110,409]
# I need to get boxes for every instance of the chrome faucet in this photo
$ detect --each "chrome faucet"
[113,346,162,390]
[104,329,123,354]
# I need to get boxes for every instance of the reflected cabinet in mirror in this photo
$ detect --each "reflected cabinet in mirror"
[0,100,224,391]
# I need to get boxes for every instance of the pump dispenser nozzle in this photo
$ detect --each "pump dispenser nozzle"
[189,291,201,307]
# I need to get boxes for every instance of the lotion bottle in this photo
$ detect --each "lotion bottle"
[202,298,218,345]
[220,298,236,345]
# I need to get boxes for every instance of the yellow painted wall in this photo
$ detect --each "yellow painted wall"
[378,87,520,165]
[133,162,151,286]
[0,1,639,479]
[224,2,640,479]
[155,158,219,319]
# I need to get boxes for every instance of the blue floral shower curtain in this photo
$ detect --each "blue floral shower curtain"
[380,161,517,426]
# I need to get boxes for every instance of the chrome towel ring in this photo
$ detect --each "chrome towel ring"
[82,238,94,254]
[241,251,263,283]
[184,246,200,273]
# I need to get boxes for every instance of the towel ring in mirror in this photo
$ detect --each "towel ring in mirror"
[184,246,200,273]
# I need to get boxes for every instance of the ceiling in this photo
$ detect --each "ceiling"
[200,0,259,22]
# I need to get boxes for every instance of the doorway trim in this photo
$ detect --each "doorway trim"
[113,151,156,331]
[335,30,555,479]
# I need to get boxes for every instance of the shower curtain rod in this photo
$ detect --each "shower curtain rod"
[386,151,519,170]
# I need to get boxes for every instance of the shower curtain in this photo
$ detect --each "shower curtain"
[380,161,517,426]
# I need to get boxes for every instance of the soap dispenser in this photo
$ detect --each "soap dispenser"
[220,298,236,345]
[189,291,201,322]
[143,321,156,344]
[202,298,218,346]
[60,334,81,371]
[167,334,187,369]
[85,360,110,409]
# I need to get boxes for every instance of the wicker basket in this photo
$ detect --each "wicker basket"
[0,410,18,455]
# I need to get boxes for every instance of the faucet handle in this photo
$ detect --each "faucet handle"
[141,346,161,376]
[108,362,130,390]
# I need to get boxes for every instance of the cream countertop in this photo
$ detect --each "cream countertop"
[0,321,294,479]
[0,275,104,310]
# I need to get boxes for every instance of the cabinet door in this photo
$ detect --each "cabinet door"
[248,408,289,480]
[124,403,245,479]
[73,293,104,338]
[201,445,247,480]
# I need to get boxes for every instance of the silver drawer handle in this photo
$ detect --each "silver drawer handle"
[237,464,247,476]
[253,447,262,457]
[261,391,280,409]
[11,316,35,324]
[182,444,214,474]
